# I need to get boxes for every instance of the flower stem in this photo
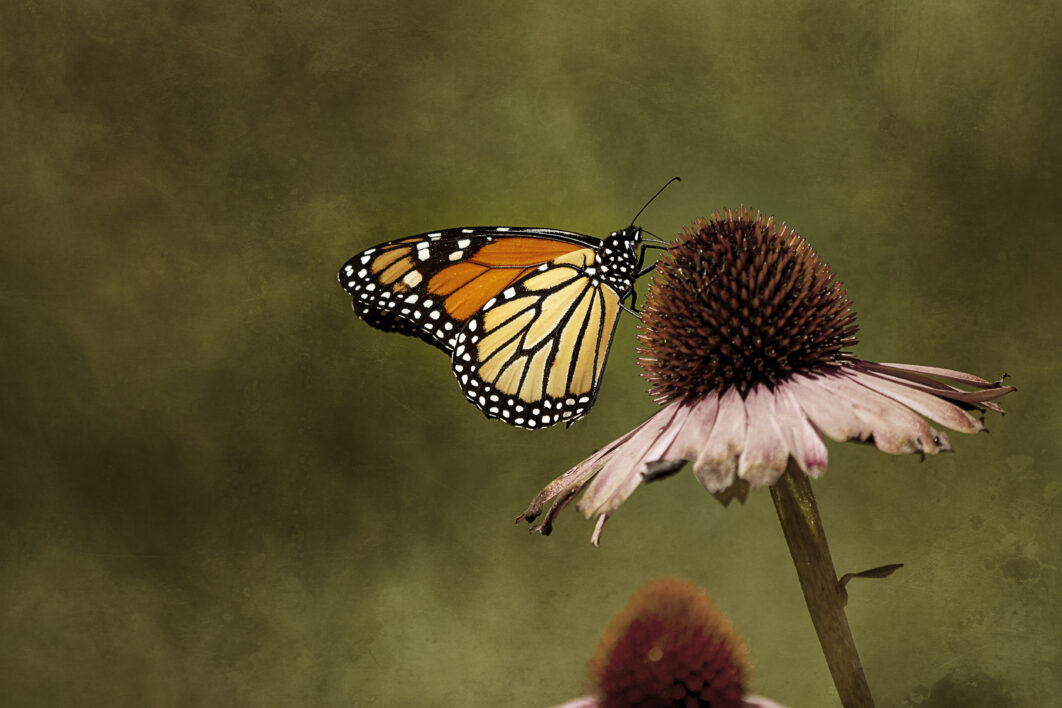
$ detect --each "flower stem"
[769,460,874,707]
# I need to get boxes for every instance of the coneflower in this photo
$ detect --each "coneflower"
[521,207,1015,707]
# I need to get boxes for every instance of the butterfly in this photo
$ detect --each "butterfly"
[337,181,677,429]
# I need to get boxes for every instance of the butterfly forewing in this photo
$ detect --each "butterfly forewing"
[339,227,597,354]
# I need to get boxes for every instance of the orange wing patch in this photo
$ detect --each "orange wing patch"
[427,240,595,322]
[470,237,587,264]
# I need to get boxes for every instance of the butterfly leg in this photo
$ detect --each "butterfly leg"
[619,287,642,318]
[635,242,668,274]
[621,243,670,317]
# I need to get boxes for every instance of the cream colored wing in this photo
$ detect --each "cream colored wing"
[451,264,622,429]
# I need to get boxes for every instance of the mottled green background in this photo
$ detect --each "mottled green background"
[1,1,1059,706]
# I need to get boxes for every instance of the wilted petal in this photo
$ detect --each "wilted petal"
[657,393,720,460]
[577,401,688,520]
[787,372,874,444]
[821,372,943,455]
[518,418,650,531]
[871,361,1000,387]
[588,514,609,547]
[858,360,1015,410]
[525,486,580,537]
[850,368,983,434]
[738,385,790,487]
[692,387,747,493]
[775,383,829,478]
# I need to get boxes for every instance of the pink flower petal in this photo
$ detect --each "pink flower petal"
[775,383,829,478]
[870,361,999,387]
[787,372,876,444]
[738,385,791,487]
[658,393,720,461]
[576,402,688,520]
[820,371,944,455]
[692,387,747,493]
[589,513,609,547]
[857,361,1016,407]
[850,369,984,434]
[517,418,649,531]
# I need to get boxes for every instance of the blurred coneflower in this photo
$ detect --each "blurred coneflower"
[550,578,789,708]
[521,207,1015,707]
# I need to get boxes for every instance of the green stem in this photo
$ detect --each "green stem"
[769,460,874,708]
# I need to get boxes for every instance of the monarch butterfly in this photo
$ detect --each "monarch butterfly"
[338,182,677,429]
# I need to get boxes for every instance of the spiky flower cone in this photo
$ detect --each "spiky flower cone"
[639,208,858,403]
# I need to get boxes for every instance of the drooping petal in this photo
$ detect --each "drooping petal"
[870,361,1001,387]
[738,385,790,487]
[657,393,720,461]
[576,401,688,520]
[518,417,651,532]
[525,486,580,537]
[819,371,944,455]
[849,368,984,434]
[692,387,747,493]
[857,360,1015,410]
[589,514,609,547]
[787,372,876,444]
[774,383,829,478]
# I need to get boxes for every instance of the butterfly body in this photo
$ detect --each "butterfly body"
[339,225,643,429]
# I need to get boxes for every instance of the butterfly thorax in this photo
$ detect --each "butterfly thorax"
[594,227,641,295]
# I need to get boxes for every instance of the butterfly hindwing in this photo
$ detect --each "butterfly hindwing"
[450,261,623,429]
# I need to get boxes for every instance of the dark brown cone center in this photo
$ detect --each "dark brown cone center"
[638,208,858,404]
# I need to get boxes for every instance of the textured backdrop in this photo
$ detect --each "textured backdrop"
[1,1,1059,706]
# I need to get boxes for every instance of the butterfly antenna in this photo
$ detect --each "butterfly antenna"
[629,176,681,226]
